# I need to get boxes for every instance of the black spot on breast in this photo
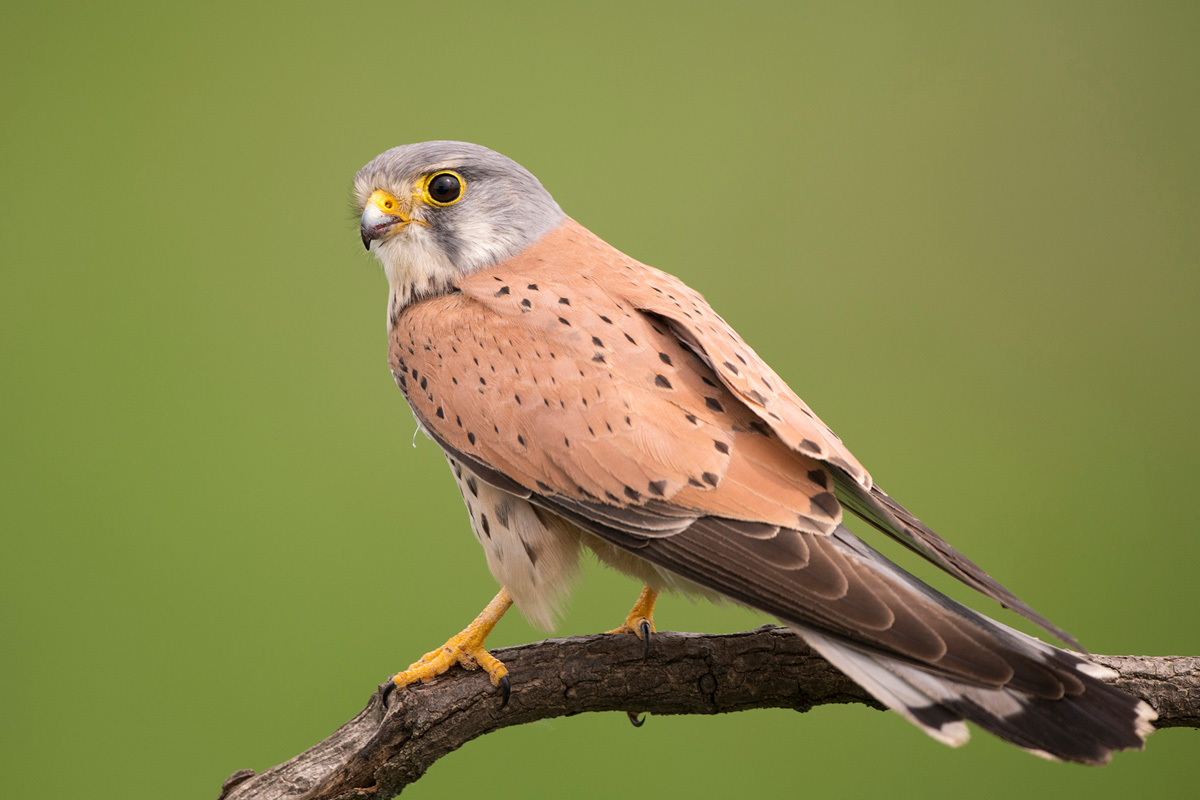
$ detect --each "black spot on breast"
[723,361,739,375]
[736,353,747,365]
[520,298,532,309]
[659,352,672,366]
[714,440,730,454]
[517,434,526,446]
[655,374,672,389]
[592,336,603,347]
[685,413,697,424]
[494,286,510,297]
[480,514,491,537]
[420,376,427,391]
[468,432,476,445]
[436,406,444,419]
[701,376,718,388]
[624,333,636,344]
[466,476,478,496]
[456,415,462,427]
[514,394,522,404]
[558,317,571,326]
[528,283,539,290]
[600,315,613,324]
[702,472,719,486]
[687,477,704,488]
[558,297,571,305]
[593,354,606,363]
[648,480,667,496]
[624,486,641,501]
[705,397,724,413]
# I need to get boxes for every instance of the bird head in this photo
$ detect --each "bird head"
[354,141,564,305]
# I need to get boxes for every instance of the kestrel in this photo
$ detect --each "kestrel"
[354,141,1154,764]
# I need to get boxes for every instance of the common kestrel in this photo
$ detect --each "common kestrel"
[354,141,1154,764]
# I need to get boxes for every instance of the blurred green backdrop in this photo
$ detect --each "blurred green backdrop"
[2,2,1197,797]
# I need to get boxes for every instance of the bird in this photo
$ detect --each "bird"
[353,140,1155,765]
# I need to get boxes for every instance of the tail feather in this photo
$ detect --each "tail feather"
[798,626,971,747]
[795,617,1156,765]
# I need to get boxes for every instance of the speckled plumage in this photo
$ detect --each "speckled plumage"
[355,141,1154,764]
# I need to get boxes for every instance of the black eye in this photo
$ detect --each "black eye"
[428,172,462,204]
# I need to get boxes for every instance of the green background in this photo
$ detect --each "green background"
[3,2,1197,797]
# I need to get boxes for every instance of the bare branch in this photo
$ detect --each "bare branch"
[216,627,1200,800]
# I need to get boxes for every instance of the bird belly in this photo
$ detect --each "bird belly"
[445,454,581,630]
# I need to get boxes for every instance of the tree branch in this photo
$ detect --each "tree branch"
[217,626,1200,800]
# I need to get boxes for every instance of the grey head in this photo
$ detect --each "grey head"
[355,141,565,310]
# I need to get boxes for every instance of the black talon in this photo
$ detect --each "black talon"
[639,620,652,661]
[498,674,511,708]
[627,711,646,727]
[380,679,397,701]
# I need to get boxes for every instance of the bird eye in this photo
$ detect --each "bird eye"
[424,171,464,206]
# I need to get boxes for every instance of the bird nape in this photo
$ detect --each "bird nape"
[352,140,1155,765]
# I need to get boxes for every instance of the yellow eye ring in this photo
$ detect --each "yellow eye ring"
[420,170,465,207]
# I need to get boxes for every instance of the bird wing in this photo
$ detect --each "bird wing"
[393,279,1023,684]
[532,221,1078,648]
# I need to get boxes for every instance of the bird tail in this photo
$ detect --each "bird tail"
[792,605,1156,764]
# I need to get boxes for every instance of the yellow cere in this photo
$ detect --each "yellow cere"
[367,188,405,217]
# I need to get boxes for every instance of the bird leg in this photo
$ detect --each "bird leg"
[390,587,514,705]
[606,586,659,659]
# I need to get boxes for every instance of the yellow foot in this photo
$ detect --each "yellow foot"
[606,586,659,660]
[390,588,514,706]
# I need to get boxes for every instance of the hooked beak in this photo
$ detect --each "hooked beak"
[360,189,408,250]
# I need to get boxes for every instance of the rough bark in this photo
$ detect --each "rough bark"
[216,626,1200,800]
